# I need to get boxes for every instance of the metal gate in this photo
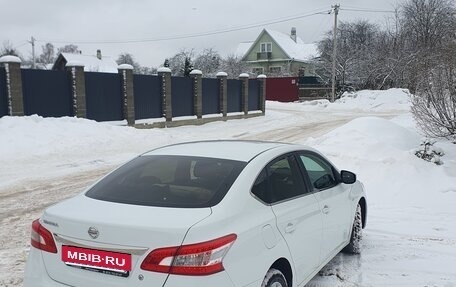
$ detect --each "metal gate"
[21,69,72,117]
[171,77,193,117]
[202,78,220,115]
[133,75,162,120]
[0,68,7,117]
[85,72,123,121]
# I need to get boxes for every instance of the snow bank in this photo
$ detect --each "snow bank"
[336,88,411,111]
[306,116,456,210]
[0,115,172,189]
[271,88,412,113]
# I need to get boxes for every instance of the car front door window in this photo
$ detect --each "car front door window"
[299,154,338,190]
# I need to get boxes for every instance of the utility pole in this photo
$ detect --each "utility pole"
[28,36,36,69]
[331,4,339,102]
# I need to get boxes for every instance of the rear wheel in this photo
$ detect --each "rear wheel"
[261,268,288,287]
[343,203,362,254]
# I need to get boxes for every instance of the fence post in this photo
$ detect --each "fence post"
[0,56,23,116]
[239,73,249,115]
[66,62,86,118]
[257,74,267,114]
[190,69,203,119]
[216,72,227,118]
[158,67,172,122]
[118,64,135,126]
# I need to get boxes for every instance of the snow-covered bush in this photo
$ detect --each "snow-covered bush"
[411,42,456,141]
[413,139,444,165]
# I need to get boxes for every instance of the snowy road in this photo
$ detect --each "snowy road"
[1,89,455,286]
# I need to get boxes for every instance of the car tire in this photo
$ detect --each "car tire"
[261,268,288,287]
[343,203,362,254]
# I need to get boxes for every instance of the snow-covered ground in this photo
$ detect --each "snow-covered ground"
[1,88,455,286]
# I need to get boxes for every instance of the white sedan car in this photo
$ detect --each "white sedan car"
[24,140,367,287]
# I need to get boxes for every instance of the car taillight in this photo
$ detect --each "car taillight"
[141,234,237,276]
[31,219,57,253]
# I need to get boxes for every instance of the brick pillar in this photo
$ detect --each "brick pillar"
[190,69,203,119]
[158,67,172,122]
[216,72,227,118]
[118,64,135,126]
[66,62,86,118]
[257,74,267,114]
[239,73,249,115]
[0,55,24,116]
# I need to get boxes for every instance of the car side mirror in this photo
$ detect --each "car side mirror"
[340,170,356,184]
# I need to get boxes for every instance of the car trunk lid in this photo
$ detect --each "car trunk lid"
[39,195,211,287]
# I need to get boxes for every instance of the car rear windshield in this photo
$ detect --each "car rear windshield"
[85,155,247,208]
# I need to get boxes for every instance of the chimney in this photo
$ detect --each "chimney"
[96,49,102,60]
[290,27,297,43]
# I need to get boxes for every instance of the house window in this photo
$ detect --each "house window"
[252,67,264,75]
[269,66,282,74]
[260,42,272,53]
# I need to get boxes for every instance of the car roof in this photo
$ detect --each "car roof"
[142,140,295,162]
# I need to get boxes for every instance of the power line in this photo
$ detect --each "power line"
[36,9,331,45]
[340,8,395,13]
[13,41,28,49]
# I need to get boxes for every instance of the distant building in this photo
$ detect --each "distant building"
[52,49,118,73]
[236,28,319,76]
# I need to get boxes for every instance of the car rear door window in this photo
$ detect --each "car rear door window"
[251,156,309,204]
[251,168,269,203]
[85,155,246,208]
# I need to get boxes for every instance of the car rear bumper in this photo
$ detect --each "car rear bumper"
[24,247,68,286]
[164,271,237,287]
[25,246,242,287]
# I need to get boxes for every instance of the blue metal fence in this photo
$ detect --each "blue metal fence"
[85,72,123,121]
[171,77,193,117]
[248,79,260,111]
[21,69,72,117]
[227,79,242,113]
[202,78,220,115]
[0,68,7,117]
[133,75,162,120]
[1,69,262,122]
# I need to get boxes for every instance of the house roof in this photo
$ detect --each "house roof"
[240,28,319,62]
[235,41,254,57]
[54,52,119,73]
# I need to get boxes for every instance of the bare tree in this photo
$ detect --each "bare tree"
[219,54,248,79]
[0,40,21,57]
[116,53,141,72]
[400,0,456,92]
[193,48,221,77]
[57,44,80,54]
[403,0,456,140]
[411,42,456,141]
[38,43,55,66]
[318,20,381,90]
[138,66,157,75]
[167,49,195,76]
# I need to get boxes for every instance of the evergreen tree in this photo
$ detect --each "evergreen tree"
[183,57,193,76]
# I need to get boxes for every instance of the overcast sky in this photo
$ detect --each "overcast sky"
[1,0,407,67]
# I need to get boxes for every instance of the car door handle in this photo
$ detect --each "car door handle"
[285,223,296,233]
[322,205,330,214]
